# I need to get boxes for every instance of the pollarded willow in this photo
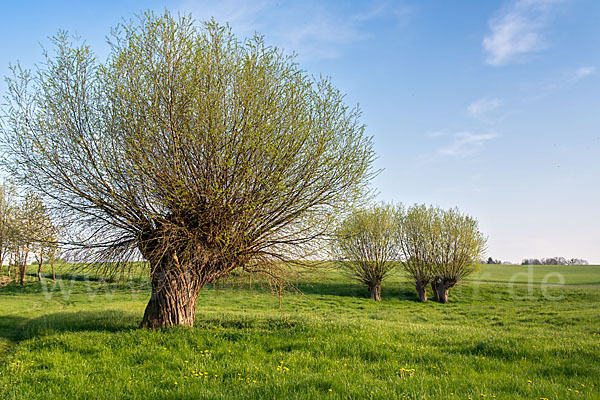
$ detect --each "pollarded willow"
[1,12,375,327]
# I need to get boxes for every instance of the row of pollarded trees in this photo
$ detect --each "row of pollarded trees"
[332,203,487,303]
[0,182,59,285]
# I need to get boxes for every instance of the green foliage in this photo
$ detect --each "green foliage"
[398,204,487,301]
[397,204,439,287]
[435,207,487,284]
[331,204,401,299]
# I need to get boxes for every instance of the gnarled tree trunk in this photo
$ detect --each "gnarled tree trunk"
[19,264,26,286]
[436,280,450,303]
[416,281,427,302]
[140,256,203,329]
[369,281,382,301]
[137,227,242,329]
[431,279,440,302]
[37,258,43,281]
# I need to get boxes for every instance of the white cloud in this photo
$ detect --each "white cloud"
[571,66,596,82]
[483,0,563,66]
[523,66,597,102]
[438,132,498,157]
[467,97,503,119]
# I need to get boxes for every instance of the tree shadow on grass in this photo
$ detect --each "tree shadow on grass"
[194,314,294,333]
[294,281,418,301]
[0,310,138,343]
[0,315,30,343]
[0,275,149,297]
[0,279,93,298]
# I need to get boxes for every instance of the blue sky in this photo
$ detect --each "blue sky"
[1,0,599,263]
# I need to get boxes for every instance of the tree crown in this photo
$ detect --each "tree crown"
[1,11,375,281]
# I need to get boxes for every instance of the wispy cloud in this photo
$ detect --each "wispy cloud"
[483,0,563,66]
[525,65,597,101]
[438,132,499,157]
[281,6,370,60]
[426,131,446,138]
[473,65,597,119]
[467,97,503,119]
[570,66,596,82]
[177,0,412,61]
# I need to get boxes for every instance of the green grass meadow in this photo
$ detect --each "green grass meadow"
[0,264,599,399]
[467,264,600,286]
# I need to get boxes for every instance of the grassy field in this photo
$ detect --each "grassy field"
[466,264,600,286]
[0,264,598,399]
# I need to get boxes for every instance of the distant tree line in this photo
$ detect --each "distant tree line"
[521,257,588,266]
[485,257,589,266]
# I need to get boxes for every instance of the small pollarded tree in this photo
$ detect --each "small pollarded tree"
[332,204,401,301]
[0,182,17,276]
[1,12,374,327]
[430,207,486,303]
[398,204,486,303]
[397,204,438,302]
[10,192,47,285]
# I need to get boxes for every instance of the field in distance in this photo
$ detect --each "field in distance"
[467,264,600,286]
[0,263,598,399]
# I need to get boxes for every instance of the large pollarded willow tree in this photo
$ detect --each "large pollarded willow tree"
[1,12,375,328]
